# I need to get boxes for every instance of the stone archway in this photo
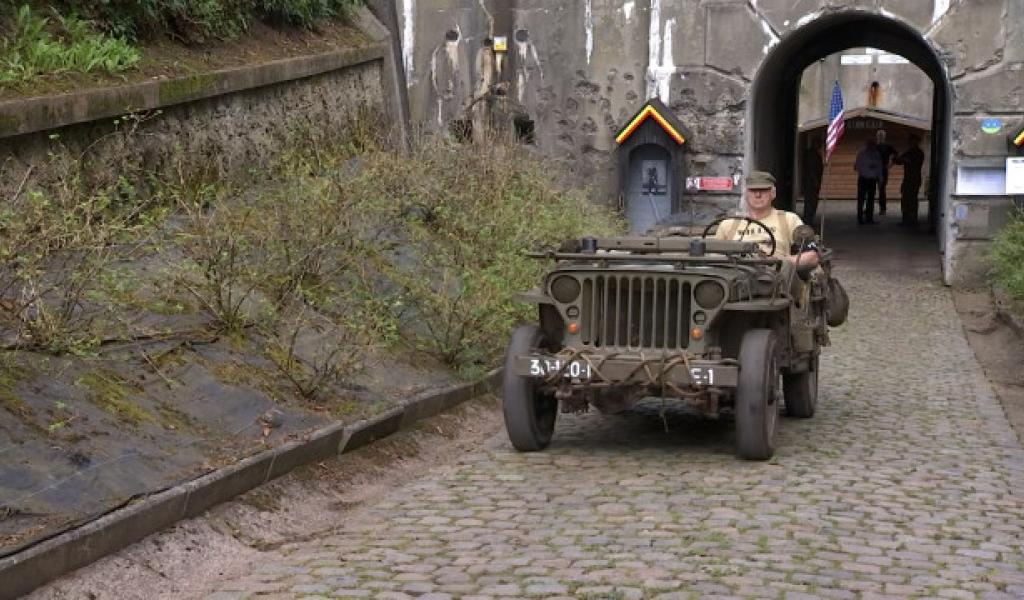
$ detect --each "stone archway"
[747,11,953,256]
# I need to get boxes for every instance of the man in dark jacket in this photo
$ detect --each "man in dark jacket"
[894,134,925,227]
[854,138,882,224]
[875,129,897,216]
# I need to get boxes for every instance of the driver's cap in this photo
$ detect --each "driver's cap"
[745,170,776,190]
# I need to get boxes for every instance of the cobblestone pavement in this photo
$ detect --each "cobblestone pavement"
[208,229,1024,599]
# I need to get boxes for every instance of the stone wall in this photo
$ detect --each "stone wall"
[799,52,934,124]
[0,8,402,199]
[398,0,1024,285]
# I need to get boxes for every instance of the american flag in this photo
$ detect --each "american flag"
[825,80,845,163]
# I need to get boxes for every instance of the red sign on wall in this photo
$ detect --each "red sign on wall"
[685,177,734,191]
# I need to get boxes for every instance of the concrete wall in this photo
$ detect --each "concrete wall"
[0,8,403,199]
[396,0,504,136]
[799,51,934,124]
[398,0,1024,286]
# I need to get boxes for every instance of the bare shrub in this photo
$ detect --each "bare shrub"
[263,305,363,402]
[163,134,380,398]
[253,175,362,311]
[351,137,624,372]
[169,183,268,333]
[0,115,167,353]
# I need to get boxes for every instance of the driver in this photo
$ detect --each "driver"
[714,171,819,269]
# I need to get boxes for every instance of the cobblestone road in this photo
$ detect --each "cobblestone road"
[208,229,1024,599]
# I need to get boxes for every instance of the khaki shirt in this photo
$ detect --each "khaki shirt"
[714,208,804,259]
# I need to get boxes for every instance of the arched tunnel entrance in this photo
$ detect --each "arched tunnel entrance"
[749,12,952,266]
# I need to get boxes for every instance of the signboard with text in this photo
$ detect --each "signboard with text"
[1007,157,1024,195]
[685,177,734,192]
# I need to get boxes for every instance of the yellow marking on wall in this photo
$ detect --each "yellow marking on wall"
[615,105,685,145]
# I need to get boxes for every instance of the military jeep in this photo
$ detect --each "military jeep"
[502,218,840,460]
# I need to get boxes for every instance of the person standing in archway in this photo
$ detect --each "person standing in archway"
[894,133,925,227]
[875,129,897,217]
[801,137,824,227]
[854,138,882,224]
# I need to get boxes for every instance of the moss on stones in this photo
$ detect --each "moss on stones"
[159,74,218,105]
[77,370,154,426]
[0,363,36,424]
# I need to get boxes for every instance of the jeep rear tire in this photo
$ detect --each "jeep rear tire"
[502,325,558,451]
[735,329,779,460]
[783,355,818,418]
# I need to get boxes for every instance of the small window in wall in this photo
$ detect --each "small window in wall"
[450,119,473,143]
[514,116,536,144]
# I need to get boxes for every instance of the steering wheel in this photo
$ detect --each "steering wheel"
[701,216,777,257]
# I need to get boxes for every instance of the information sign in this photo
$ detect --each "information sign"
[685,177,734,192]
[1007,157,1024,195]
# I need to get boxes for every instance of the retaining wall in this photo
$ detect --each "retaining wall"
[0,7,407,199]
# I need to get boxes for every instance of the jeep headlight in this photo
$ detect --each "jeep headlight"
[550,276,581,303]
[694,281,726,309]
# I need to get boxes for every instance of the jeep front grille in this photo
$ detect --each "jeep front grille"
[579,275,691,350]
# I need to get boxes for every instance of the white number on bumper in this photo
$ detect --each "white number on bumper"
[528,359,592,380]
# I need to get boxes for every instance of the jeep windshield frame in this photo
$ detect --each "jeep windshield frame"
[527,236,783,268]
[526,251,781,267]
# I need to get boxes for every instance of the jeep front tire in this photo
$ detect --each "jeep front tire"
[502,325,558,451]
[735,329,779,460]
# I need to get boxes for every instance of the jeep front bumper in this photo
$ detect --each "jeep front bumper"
[511,354,738,388]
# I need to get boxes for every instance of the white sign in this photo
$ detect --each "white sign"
[956,165,1006,195]
[1007,157,1024,195]
[840,54,872,65]
[878,54,910,64]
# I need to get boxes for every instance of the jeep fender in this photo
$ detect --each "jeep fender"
[514,289,555,305]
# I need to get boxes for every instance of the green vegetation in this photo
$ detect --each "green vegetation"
[45,399,76,433]
[1,106,621,405]
[0,4,141,83]
[254,0,362,27]
[0,113,166,354]
[0,361,32,420]
[60,0,363,43]
[0,0,364,84]
[353,139,624,372]
[989,209,1024,302]
[162,118,622,378]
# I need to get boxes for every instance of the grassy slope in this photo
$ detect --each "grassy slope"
[0,127,623,554]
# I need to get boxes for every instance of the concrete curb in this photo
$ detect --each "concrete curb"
[0,369,502,600]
